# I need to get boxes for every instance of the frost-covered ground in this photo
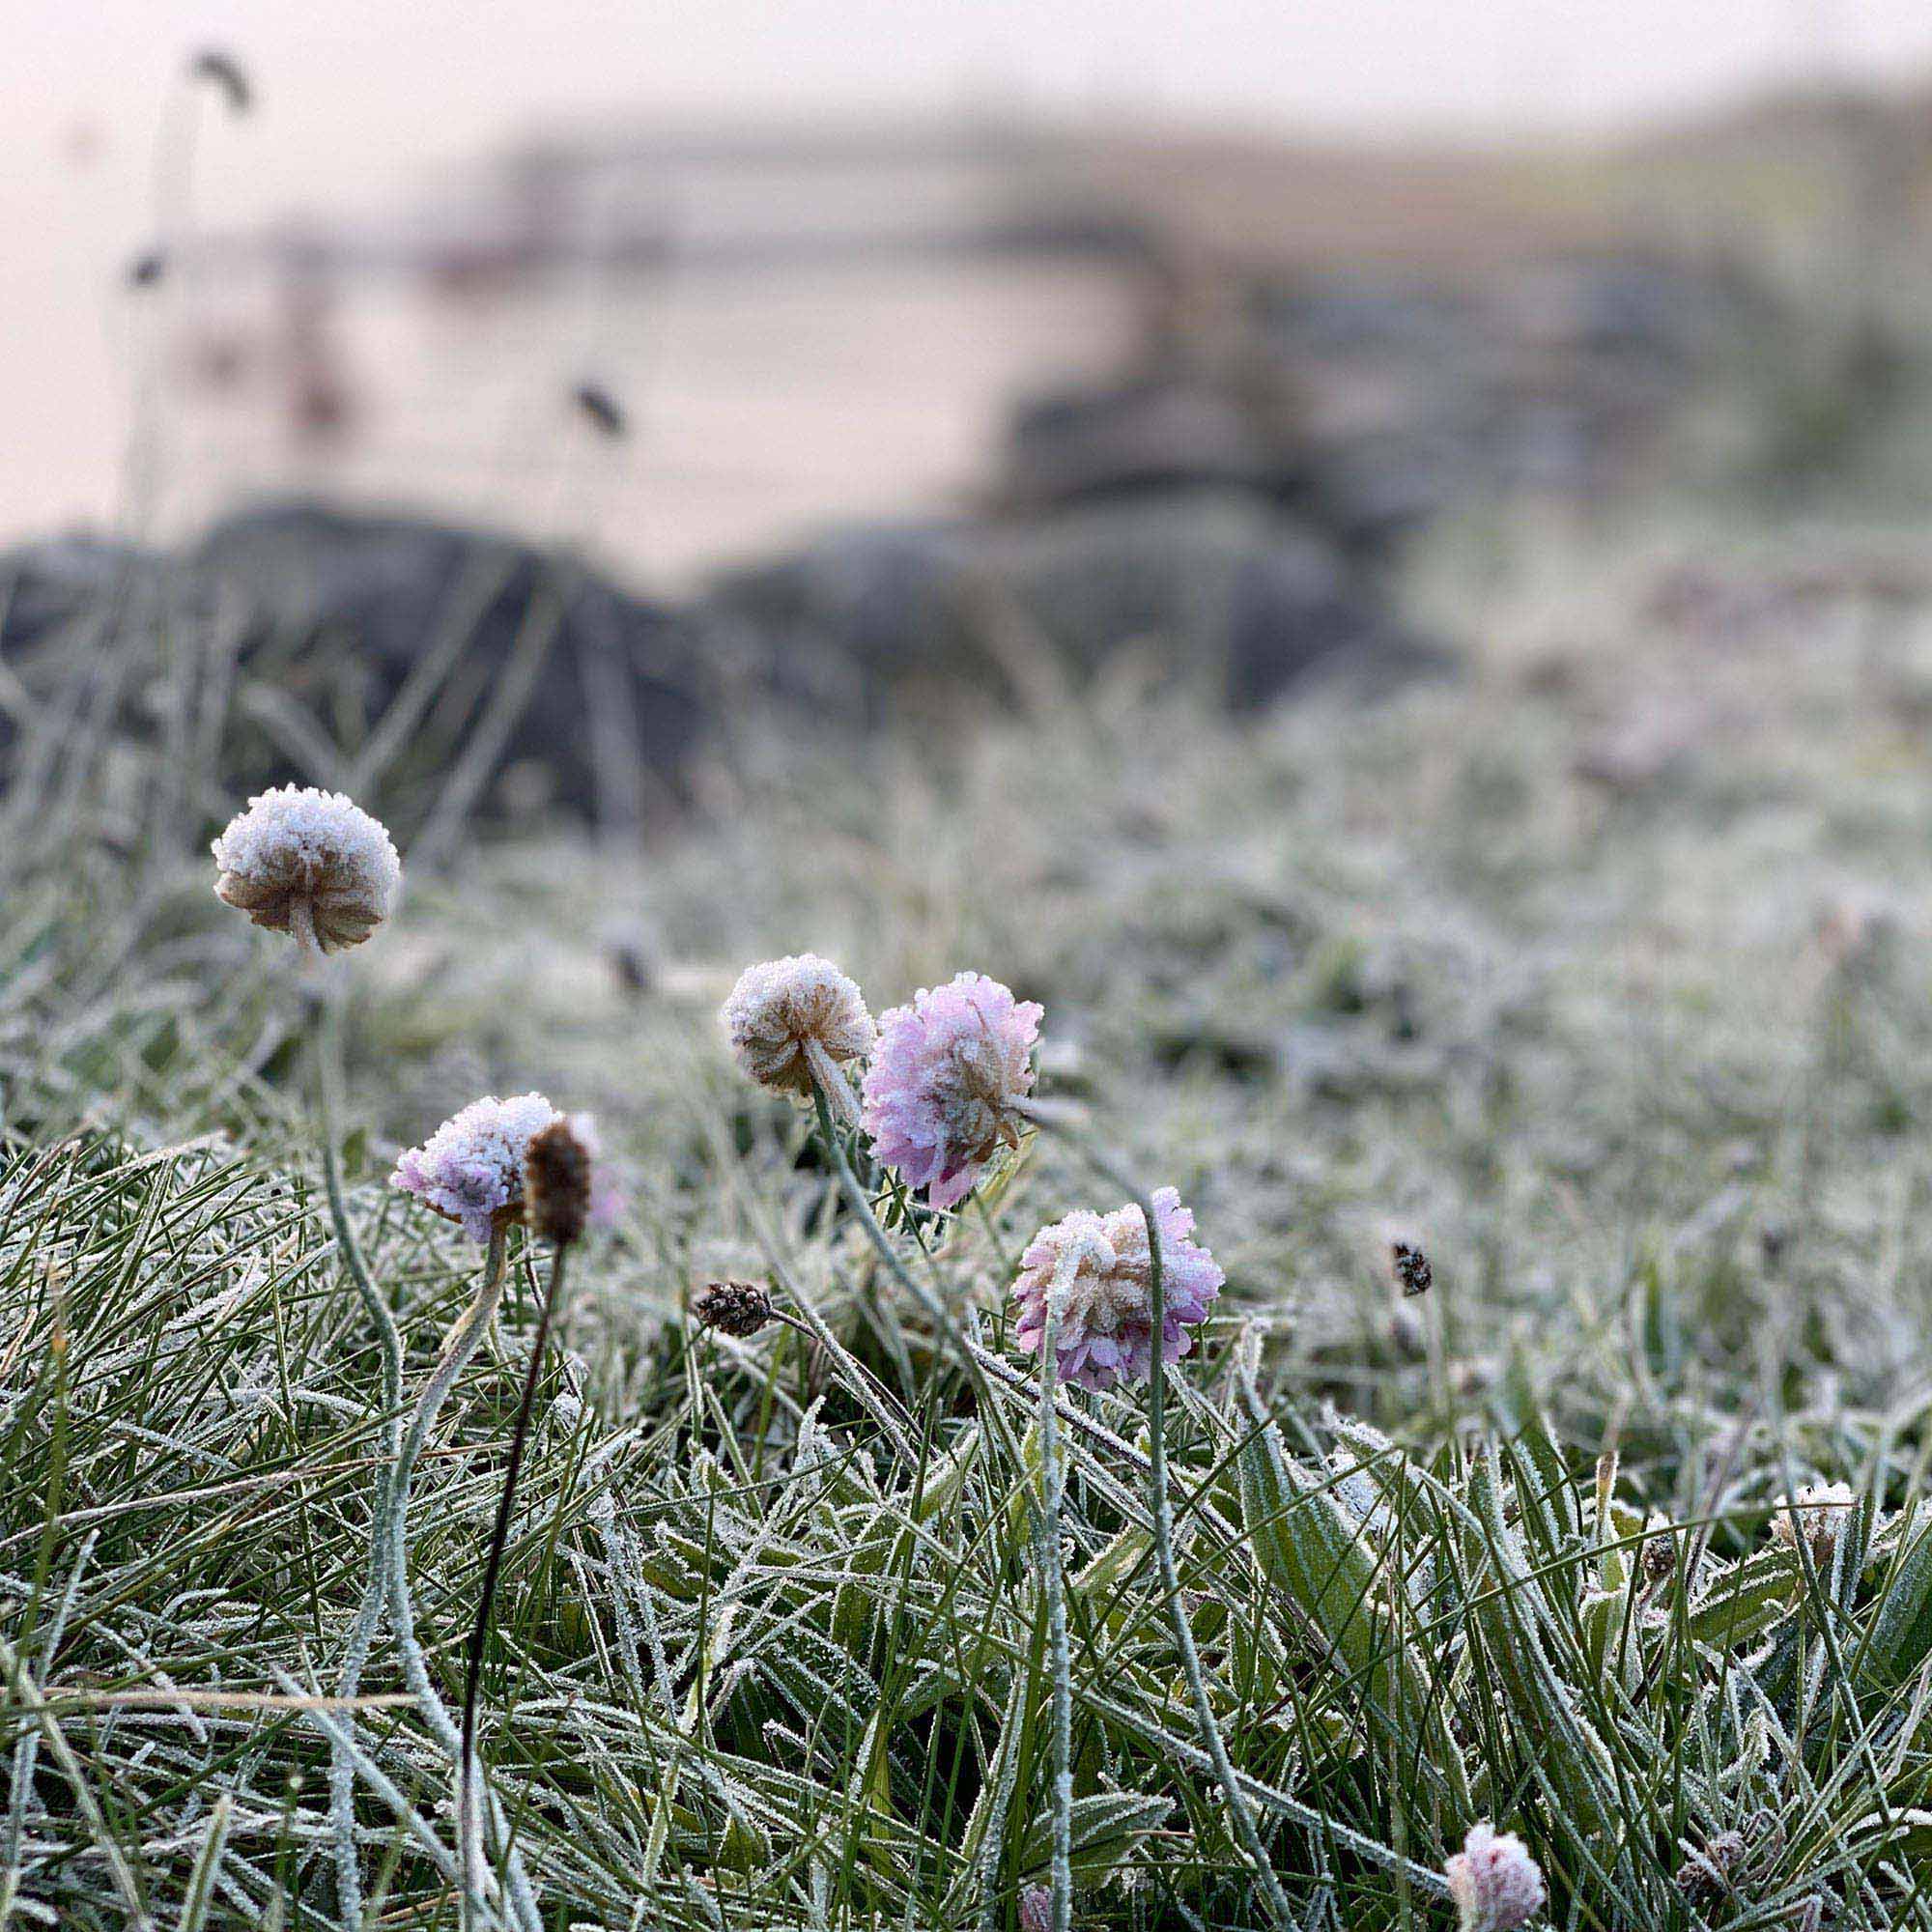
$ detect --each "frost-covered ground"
[6,504,1932,1928]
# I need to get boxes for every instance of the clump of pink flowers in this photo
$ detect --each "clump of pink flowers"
[1446,1823,1546,1932]
[1010,1186,1223,1391]
[391,1093,561,1243]
[861,971,1042,1209]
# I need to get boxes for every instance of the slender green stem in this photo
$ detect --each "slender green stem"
[804,1079,1030,1483]
[1019,1103,1301,1931]
[314,988,406,1929]
[766,1308,919,1456]
[461,1243,571,1920]
[384,1225,511,1932]
[1037,1251,1076,1932]
[808,1083,964,1346]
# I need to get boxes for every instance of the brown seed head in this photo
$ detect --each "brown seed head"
[1391,1240,1433,1297]
[692,1279,775,1339]
[525,1119,594,1247]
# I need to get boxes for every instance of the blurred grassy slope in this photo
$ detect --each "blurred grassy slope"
[12,501,1932,1437]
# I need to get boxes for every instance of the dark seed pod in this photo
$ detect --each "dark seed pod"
[191,49,252,115]
[1676,1830,1745,1902]
[692,1279,774,1339]
[128,249,167,289]
[1391,1239,1433,1297]
[525,1119,593,1248]
[572,382,626,439]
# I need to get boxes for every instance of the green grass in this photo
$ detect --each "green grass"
[6,505,1932,1926]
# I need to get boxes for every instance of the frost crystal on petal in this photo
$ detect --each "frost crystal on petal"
[391,1094,560,1244]
[860,971,1041,1209]
[721,954,875,1107]
[1446,1823,1546,1932]
[1009,1186,1223,1391]
[212,785,401,952]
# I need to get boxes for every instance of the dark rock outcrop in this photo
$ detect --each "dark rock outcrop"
[195,502,716,827]
[701,491,1446,717]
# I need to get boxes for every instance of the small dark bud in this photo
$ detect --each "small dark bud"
[609,939,656,997]
[1640,1520,1678,1585]
[1391,1240,1432,1297]
[572,382,626,439]
[692,1279,774,1339]
[128,249,167,289]
[1675,1830,1745,1902]
[525,1119,593,1247]
[191,49,253,115]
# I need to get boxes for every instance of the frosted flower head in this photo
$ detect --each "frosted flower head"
[1771,1481,1858,1564]
[391,1094,560,1244]
[1447,1823,1546,1932]
[213,785,400,954]
[1010,1186,1223,1391]
[1017,1886,1052,1932]
[721,955,875,1114]
[861,971,1042,1209]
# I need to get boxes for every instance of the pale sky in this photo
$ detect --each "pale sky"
[7,0,1932,543]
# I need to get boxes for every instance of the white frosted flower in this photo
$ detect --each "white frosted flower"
[1447,1823,1546,1931]
[721,954,875,1119]
[212,785,401,953]
[1771,1481,1858,1565]
[391,1093,560,1244]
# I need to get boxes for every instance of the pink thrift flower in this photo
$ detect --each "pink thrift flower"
[391,1093,560,1244]
[1010,1187,1223,1391]
[1446,1823,1546,1932]
[861,972,1042,1209]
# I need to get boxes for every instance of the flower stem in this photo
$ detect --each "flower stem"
[1019,1103,1302,1931]
[804,1077,1028,1468]
[384,1225,510,1932]
[1037,1251,1076,1932]
[313,990,406,1929]
[460,1243,570,1916]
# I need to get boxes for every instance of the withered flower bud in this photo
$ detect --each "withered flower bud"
[572,382,627,439]
[691,1280,775,1339]
[525,1117,595,1248]
[1392,1240,1433,1297]
[190,48,253,115]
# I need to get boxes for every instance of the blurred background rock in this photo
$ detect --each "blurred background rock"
[9,4,1932,839]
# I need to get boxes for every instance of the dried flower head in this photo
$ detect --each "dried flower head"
[573,381,627,438]
[525,1115,600,1247]
[1639,1511,1679,1587]
[862,971,1042,1209]
[1676,1830,1747,1904]
[190,47,252,114]
[1391,1239,1433,1296]
[391,1094,560,1244]
[721,954,875,1120]
[1446,1823,1546,1932]
[1010,1187,1223,1391]
[691,1279,775,1339]
[213,785,401,954]
[1771,1481,1858,1565]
